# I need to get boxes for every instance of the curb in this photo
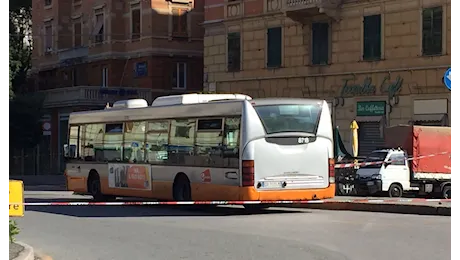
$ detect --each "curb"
[286,202,451,216]
[13,242,34,260]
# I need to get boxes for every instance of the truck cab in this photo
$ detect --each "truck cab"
[356,148,414,197]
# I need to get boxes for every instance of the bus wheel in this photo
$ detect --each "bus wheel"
[173,174,191,201]
[88,173,104,201]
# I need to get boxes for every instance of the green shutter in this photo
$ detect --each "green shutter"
[312,22,329,65]
[422,7,443,55]
[227,32,241,71]
[363,14,381,60]
[267,27,282,68]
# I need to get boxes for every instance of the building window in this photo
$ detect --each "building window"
[93,12,104,44]
[172,8,188,37]
[45,0,52,6]
[73,20,82,47]
[102,66,108,87]
[363,14,382,60]
[172,62,186,89]
[422,7,443,56]
[131,4,141,40]
[44,22,53,53]
[267,27,282,68]
[311,22,329,65]
[71,68,77,86]
[134,62,148,77]
[227,32,241,72]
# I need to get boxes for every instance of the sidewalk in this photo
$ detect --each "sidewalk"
[10,242,52,260]
[8,242,35,260]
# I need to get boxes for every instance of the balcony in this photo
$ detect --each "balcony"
[40,86,154,108]
[58,46,89,66]
[282,0,343,22]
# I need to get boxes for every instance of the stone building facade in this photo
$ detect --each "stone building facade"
[203,0,451,155]
[19,0,204,175]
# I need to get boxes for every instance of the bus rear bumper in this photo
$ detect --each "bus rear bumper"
[239,184,336,201]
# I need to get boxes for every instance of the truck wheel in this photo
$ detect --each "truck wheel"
[442,185,451,199]
[388,183,403,198]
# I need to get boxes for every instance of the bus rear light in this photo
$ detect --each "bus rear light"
[242,160,255,187]
[329,158,335,184]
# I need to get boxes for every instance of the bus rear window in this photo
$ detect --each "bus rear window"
[254,104,322,134]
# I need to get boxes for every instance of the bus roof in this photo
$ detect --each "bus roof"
[251,98,326,106]
[69,99,247,125]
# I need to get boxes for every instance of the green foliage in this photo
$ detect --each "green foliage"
[10,94,45,149]
[9,220,20,243]
[8,0,32,99]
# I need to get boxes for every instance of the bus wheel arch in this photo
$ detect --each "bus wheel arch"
[173,173,192,201]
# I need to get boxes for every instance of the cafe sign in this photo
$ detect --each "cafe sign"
[356,101,386,116]
[340,75,403,98]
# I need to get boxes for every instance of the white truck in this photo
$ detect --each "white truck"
[356,125,451,199]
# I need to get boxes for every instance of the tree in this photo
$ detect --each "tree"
[9,0,32,96]
[9,0,43,150]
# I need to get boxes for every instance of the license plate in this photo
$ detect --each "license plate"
[261,181,283,188]
[367,181,374,186]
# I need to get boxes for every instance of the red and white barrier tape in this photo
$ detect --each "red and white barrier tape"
[335,152,450,169]
[11,198,450,206]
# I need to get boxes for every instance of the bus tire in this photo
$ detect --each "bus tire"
[88,173,103,201]
[87,172,115,202]
[173,174,192,201]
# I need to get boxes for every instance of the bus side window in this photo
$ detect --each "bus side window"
[169,119,196,165]
[146,120,170,164]
[123,121,147,163]
[195,118,224,167]
[80,124,104,161]
[103,123,123,162]
[223,117,240,168]
[67,125,79,159]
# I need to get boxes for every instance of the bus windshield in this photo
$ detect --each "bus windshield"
[253,104,322,134]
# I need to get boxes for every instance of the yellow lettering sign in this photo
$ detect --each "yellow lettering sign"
[9,180,24,217]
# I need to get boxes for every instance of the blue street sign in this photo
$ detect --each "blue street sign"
[443,68,451,90]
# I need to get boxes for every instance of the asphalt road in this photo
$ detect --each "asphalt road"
[15,192,451,260]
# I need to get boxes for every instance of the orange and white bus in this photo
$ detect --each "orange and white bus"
[64,94,335,207]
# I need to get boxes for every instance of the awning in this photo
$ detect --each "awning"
[413,114,447,122]
[355,115,384,122]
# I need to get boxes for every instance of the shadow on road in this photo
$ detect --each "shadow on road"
[24,198,309,217]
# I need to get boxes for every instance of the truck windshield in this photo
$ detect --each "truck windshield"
[254,104,322,134]
[362,151,388,168]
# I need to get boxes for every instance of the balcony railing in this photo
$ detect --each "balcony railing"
[40,86,154,108]
[58,46,89,62]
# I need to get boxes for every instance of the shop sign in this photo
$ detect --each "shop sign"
[356,101,386,116]
[339,75,403,98]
